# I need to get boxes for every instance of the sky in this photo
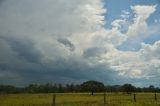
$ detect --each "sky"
[0,0,160,87]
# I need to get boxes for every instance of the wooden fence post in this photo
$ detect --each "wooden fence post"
[154,93,157,101]
[104,92,106,105]
[52,94,56,106]
[133,94,136,102]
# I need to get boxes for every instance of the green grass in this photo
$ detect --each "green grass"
[0,93,160,106]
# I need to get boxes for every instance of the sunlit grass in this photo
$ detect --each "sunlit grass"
[0,93,160,106]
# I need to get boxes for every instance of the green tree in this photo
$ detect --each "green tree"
[121,84,135,94]
[0,85,16,93]
[81,80,104,95]
[26,84,39,93]
[148,85,155,92]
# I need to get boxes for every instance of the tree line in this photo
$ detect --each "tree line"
[0,80,160,94]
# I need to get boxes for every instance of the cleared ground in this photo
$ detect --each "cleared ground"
[0,93,160,106]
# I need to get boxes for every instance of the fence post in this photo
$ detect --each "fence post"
[104,92,106,105]
[52,94,56,106]
[133,93,136,102]
[154,93,157,101]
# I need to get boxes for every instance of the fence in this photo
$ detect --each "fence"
[1,93,160,106]
[106,93,159,106]
[52,93,160,106]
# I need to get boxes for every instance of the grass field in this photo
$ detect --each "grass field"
[0,93,160,106]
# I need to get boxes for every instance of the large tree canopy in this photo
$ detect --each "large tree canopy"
[121,84,135,94]
[80,80,105,95]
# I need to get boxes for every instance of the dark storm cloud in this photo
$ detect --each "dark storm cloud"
[0,35,145,86]
[0,36,42,63]
[0,38,120,86]
[39,57,120,85]
[0,33,127,86]
[57,38,75,51]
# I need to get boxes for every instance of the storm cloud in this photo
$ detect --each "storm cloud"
[0,0,160,86]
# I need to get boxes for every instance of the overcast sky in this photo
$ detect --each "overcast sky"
[0,0,160,87]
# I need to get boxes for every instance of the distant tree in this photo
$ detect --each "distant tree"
[75,84,81,92]
[155,87,160,93]
[65,83,76,92]
[148,85,155,92]
[0,85,16,94]
[110,85,121,93]
[121,84,135,94]
[26,84,39,93]
[43,83,52,93]
[52,83,58,93]
[135,87,142,92]
[80,80,104,95]
[58,84,64,93]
